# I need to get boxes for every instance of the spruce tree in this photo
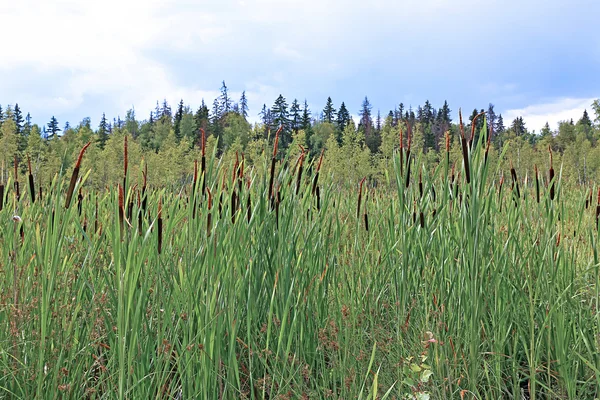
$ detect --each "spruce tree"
[174,99,185,142]
[47,116,61,138]
[271,94,292,147]
[336,102,350,133]
[98,113,109,149]
[220,81,232,114]
[359,96,373,138]
[24,113,32,136]
[290,99,301,133]
[240,91,249,119]
[322,97,336,123]
[13,103,24,135]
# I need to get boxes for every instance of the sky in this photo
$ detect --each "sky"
[0,0,598,133]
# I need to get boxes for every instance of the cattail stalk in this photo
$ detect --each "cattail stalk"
[192,159,198,219]
[201,128,207,198]
[459,109,471,184]
[399,125,405,175]
[157,198,163,254]
[296,146,306,195]
[28,156,35,204]
[268,125,283,203]
[246,178,252,223]
[312,149,324,196]
[405,121,412,188]
[363,190,369,232]
[595,188,600,228]
[445,131,450,166]
[142,162,148,212]
[14,155,20,201]
[65,142,91,209]
[469,111,485,148]
[357,177,366,219]
[118,184,125,238]
[78,188,84,216]
[418,169,423,199]
[206,188,213,237]
[534,165,540,203]
[510,161,520,200]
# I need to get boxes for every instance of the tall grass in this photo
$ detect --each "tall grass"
[0,128,599,399]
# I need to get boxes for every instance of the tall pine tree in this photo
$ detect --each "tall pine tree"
[322,97,336,123]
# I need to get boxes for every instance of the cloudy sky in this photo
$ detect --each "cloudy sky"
[1,0,598,132]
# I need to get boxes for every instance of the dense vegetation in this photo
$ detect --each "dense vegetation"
[1,91,600,399]
[1,86,599,189]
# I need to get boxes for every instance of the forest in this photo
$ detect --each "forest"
[2,81,599,189]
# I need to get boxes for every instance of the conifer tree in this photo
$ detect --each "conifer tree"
[240,91,249,119]
[290,99,301,133]
[220,81,232,114]
[323,97,336,123]
[174,99,185,141]
[47,116,61,138]
[97,113,109,149]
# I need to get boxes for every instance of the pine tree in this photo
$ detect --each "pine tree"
[161,99,172,121]
[540,122,553,138]
[272,94,292,148]
[97,113,109,149]
[301,100,311,131]
[376,110,382,133]
[487,103,497,133]
[47,116,61,138]
[359,96,373,138]
[422,100,434,125]
[240,91,249,119]
[220,81,232,114]
[125,108,139,137]
[336,102,350,133]
[13,103,24,135]
[195,100,210,133]
[24,113,32,136]
[323,97,336,123]
[174,99,185,141]
[290,99,301,133]
[496,114,505,133]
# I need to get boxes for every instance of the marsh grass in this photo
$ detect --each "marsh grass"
[0,126,599,399]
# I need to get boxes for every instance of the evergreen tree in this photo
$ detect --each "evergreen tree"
[161,99,172,121]
[212,98,222,123]
[322,97,336,123]
[174,99,185,142]
[125,108,139,137]
[97,113,109,149]
[47,116,61,138]
[376,110,382,133]
[510,116,527,137]
[0,105,3,125]
[13,103,24,135]
[540,122,553,138]
[496,114,505,133]
[271,94,292,148]
[240,91,249,119]
[290,99,301,133]
[195,100,210,133]
[220,81,232,114]
[336,102,350,132]
[487,103,497,133]
[422,100,434,125]
[24,113,32,136]
[64,121,71,132]
[301,100,311,131]
[359,96,373,138]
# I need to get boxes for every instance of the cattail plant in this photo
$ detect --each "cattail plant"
[549,146,555,201]
[363,189,369,232]
[312,149,324,196]
[118,184,125,238]
[27,156,35,204]
[157,197,163,254]
[357,177,366,219]
[405,120,412,188]
[534,165,540,203]
[445,130,450,166]
[206,188,213,237]
[0,161,4,211]
[269,125,283,203]
[201,128,206,197]
[596,188,600,228]
[192,159,198,219]
[14,155,20,201]
[484,123,493,166]
[246,178,252,223]
[65,142,91,209]
[77,188,84,216]
[418,169,423,199]
[459,109,471,184]
[510,161,520,202]
[295,146,306,196]
[137,191,143,236]
[275,185,281,229]
[141,161,148,212]
[469,111,485,149]
[399,125,405,175]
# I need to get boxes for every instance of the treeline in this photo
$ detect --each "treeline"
[1,82,599,189]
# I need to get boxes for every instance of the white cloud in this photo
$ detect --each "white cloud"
[504,98,595,133]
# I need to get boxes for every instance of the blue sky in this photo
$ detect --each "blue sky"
[0,0,598,132]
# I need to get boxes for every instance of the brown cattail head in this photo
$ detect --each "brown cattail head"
[27,155,35,204]
[399,125,404,149]
[406,120,412,152]
[418,169,423,198]
[65,142,91,209]
[534,164,540,203]
[357,177,366,219]
[459,109,465,139]
[118,184,125,237]
[445,131,450,153]
[206,187,213,236]
[200,128,206,157]
[193,159,198,191]
[296,148,306,195]
[157,197,163,254]
[510,161,520,200]
[460,115,470,184]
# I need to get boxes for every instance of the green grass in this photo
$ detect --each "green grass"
[1,133,599,399]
